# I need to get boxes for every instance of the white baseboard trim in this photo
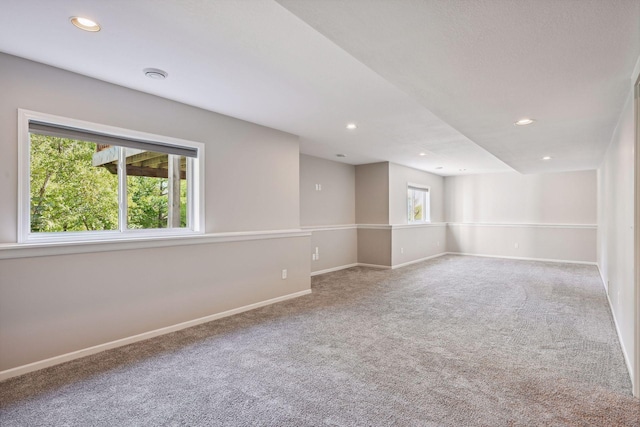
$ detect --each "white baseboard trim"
[446,252,597,266]
[597,264,609,292]
[311,263,358,276]
[605,291,635,391]
[446,222,597,229]
[597,264,634,391]
[311,255,448,276]
[391,253,448,269]
[356,263,392,269]
[0,289,312,382]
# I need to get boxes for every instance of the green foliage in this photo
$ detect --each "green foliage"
[30,135,187,233]
[30,135,118,232]
[127,176,169,229]
[413,204,423,221]
[127,176,187,229]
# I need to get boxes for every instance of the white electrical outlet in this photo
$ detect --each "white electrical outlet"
[514,243,519,249]
[401,247,404,254]
[282,269,287,279]
[315,247,319,255]
[318,184,322,191]
[437,241,440,246]
[312,254,316,261]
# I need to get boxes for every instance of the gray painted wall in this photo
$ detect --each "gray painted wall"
[0,54,310,373]
[391,225,446,266]
[0,237,310,370]
[355,162,389,224]
[0,53,300,238]
[309,228,357,273]
[389,163,445,224]
[357,228,391,266]
[388,163,446,266]
[356,162,447,267]
[300,154,355,226]
[598,89,636,385]
[299,154,357,273]
[0,52,626,379]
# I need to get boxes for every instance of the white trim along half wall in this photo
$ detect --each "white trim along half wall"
[304,221,596,275]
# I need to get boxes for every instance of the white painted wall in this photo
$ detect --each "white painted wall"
[445,171,596,225]
[0,54,310,374]
[598,89,636,389]
[446,224,596,263]
[444,171,597,263]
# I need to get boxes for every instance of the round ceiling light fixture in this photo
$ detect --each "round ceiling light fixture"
[419,152,427,156]
[542,156,552,160]
[514,118,535,126]
[336,154,347,158]
[346,123,357,130]
[70,16,101,32]
[143,68,168,80]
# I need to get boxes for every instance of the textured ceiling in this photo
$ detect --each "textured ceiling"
[277,0,640,174]
[1,0,638,175]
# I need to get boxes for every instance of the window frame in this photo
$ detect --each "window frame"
[18,109,205,243]
[407,183,431,224]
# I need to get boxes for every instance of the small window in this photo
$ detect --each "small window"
[407,184,430,223]
[19,110,204,242]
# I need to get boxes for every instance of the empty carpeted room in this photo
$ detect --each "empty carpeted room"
[1,1,639,425]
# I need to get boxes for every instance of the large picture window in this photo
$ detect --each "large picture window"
[19,110,204,243]
[407,184,430,223]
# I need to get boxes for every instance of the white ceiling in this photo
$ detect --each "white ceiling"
[0,1,638,176]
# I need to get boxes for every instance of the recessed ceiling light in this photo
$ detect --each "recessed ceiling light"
[70,16,101,32]
[542,156,552,160]
[514,118,535,126]
[346,123,357,130]
[336,154,346,158]
[419,152,427,156]
[143,68,168,80]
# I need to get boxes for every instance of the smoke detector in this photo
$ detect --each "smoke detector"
[143,68,168,80]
